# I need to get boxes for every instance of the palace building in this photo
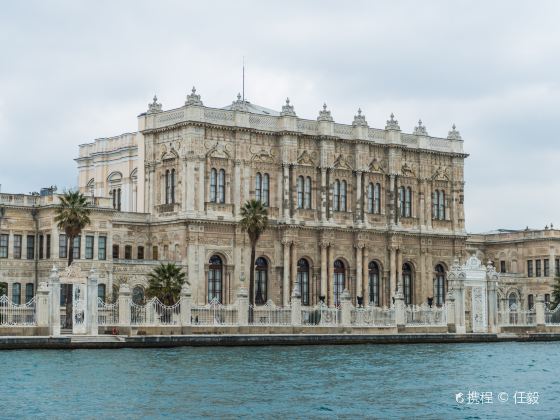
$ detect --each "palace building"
[0,88,555,311]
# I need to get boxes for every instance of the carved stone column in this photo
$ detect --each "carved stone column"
[355,242,364,306]
[328,244,334,307]
[362,247,369,307]
[282,239,291,306]
[320,241,328,302]
[389,246,397,303]
[290,241,298,300]
[282,164,290,222]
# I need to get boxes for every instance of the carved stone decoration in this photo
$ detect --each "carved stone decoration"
[231,93,247,111]
[431,165,450,181]
[206,141,231,159]
[297,150,316,166]
[401,162,416,177]
[385,113,400,130]
[317,103,333,122]
[368,158,385,174]
[280,97,296,117]
[332,154,353,170]
[147,95,162,114]
[413,119,428,136]
[249,145,276,163]
[161,146,179,161]
[59,263,88,283]
[447,124,462,140]
[185,86,203,106]
[352,108,368,127]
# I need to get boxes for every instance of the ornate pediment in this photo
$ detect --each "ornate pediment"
[297,149,316,166]
[401,162,416,177]
[368,158,385,174]
[160,144,179,161]
[431,165,450,181]
[206,141,231,159]
[333,154,352,170]
[250,145,275,163]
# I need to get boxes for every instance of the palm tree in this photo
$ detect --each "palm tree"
[146,263,187,305]
[54,190,91,328]
[239,199,268,306]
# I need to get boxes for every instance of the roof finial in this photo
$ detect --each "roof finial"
[281,97,296,116]
[447,123,462,140]
[317,103,333,122]
[147,94,162,114]
[185,86,203,106]
[385,112,400,130]
[413,119,428,136]
[352,108,368,127]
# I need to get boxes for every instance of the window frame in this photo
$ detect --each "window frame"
[98,236,106,260]
[85,235,94,259]
[14,234,22,259]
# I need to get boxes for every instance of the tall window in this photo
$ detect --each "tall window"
[340,181,347,211]
[508,293,517,310]
[132,286,145,304]
[112,244,119,259]
[125,245,132,260]
[367,183,381,214]
[544,259,550,277]
[536,259,542,277]
[527,260,533,277]
[255,257,268,305]
[59,234,67,258]
[46,234,51,259]
[137,246,144,260]
[500,260,506,273]
[399,186,412,217]
[208,255,223,303]
[304,176,311,209]
[25,283,34,303]
[368,261,380,306]
[255,173,269,206]
[528,294,534,310]
[171,169,175,203]
[0,234,7,258]
[98,284,106,302]
[26,235,35,260]
[403,263,413,305]
[210,168,217,202]
[165,169,175,204]
[98,236,106,260]
[112,188,122,210]
[297,176,304,209]
[73,236,81,260]
[333,180,340,211]
[85,235,94,259]
[14,235,22,259]
[12,282,21,304]
[434,264,445,306]
[432,190,445,220]
[297,258,310,306]
[152,246,159,261]
[210,168,225,203]
[39,235,44,259]
[333,259,345,306]
[218,169,225,203]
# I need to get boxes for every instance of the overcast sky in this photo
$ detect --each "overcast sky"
[1,1,559,233]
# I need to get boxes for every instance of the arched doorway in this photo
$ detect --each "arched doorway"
[402,263,413,305]
[368,261,380,306]
[297,258,310,306]
[434,264,446,306]
[255,257,268,305]
[333,259,345,306]
[208,255,223,303]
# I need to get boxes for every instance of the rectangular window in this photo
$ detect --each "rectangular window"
[152,246,158,261]
[112,244,119,259]
[500,260,506,273]
[59,234,67,258]
[536,259,542,277]
[12,283,21,304]
[528,294,534,310]
[98,236,106,260]
[527,260,533,277]
[137,246,144,260]
[73,236,81,260]
[39,234,44,259]
[556,258,560,277]
[25,283,34,303]
[85,235,94,259]
[46,234,51,259]
[14,234,22,259]
[26,235,35,260]
[125,245,132,260]
[0,234,7,258]
[544,258,550,277]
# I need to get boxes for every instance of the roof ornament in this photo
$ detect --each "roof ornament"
[185,86,203,106]
[447,123,462,140]
[280,97,296,116]
[231,92,247,111]
[385,112,400,130]
[352,108,368,127]
[317,102,333,122]
[147,95,162,114]
[413,119,428,136]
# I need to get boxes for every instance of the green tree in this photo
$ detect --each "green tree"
[146,263,187,305]
[551,276,560,310]
[54,190,91,328]
[239,199,268,306]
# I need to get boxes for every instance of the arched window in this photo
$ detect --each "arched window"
[434,264,445,306]
[210,168,217,202]
[263,174,269,206]
[171,169,176,203]
[374,183,381,214]
[132,286,145,304]
[256,173,262,203]
[304,176,312,209]
[367,183,374,213]
[528,294,534,310]
[340,180,347,211]
[334,259,345,306]
[368,261,380,306]
[297,176,304,208]
[438,190,445,220]
[165,170,170,204]
[508,292,517,310]
[98,284,106,302]
[255,257,268,305]
[12,282,21,304]
[402,263,413,305]
[297,258,310,306]
[218,169,225,203]
[405,187,412,217]
[208,255,223,303]
[117,188,121,211]
[333,180,340,211]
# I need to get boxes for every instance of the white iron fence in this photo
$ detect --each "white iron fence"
[545,305,560,325]
[250,300,291,325]
[301,303,341,326]
[352,306,395,327]
[405,303,447,326]
[98,298,119,326]
[131,298,181,326]
[498,308,536,326]
[0,295,36,326]
[191,298,238,325]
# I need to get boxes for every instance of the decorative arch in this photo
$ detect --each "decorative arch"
[333,258,346,306]
[207,254,224,303]
[297,257,311,306]
[107,171,123,183]
[254,256,269,305]
[368,260,380,306]
[402,262,414,305]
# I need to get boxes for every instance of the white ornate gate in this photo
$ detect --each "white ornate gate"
[72,283,87,334]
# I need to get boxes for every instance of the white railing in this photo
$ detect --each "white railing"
[250,300,291,325]
[545,305,560,325]
[498,309,536,326]
[191,298,238,325]
[405,303,447,326]
[130,298,181,326]
[352,306,395,327]
[301,303,340,326]
[97,298,119,326]
[0,295,36,326]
